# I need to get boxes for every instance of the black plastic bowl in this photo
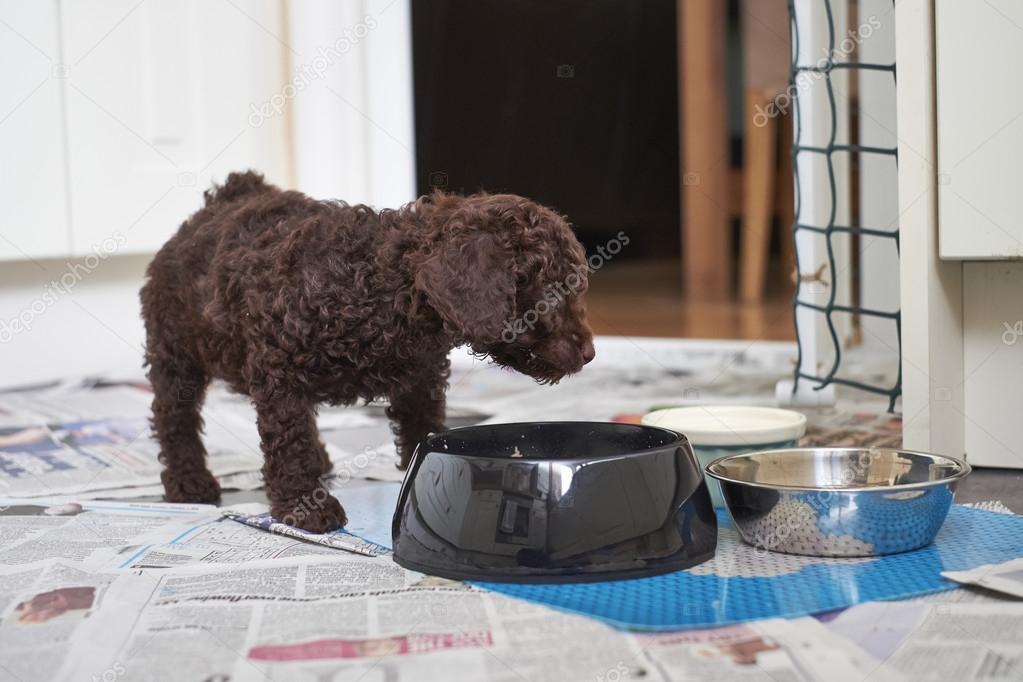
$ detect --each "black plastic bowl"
[391,421,717,583]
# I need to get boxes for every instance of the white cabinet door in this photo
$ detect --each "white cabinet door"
[936,0,1023,259]
[61,0,290,257]
[0,0,71,261]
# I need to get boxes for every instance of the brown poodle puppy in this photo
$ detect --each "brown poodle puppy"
[140,171,595,532]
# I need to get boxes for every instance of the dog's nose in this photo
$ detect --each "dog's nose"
[580,336,595,364]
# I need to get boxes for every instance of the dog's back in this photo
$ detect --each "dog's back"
[203,169,270,205]
[140,171,399,394]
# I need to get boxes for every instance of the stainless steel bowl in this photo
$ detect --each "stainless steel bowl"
[705,448,971,557]
[392,422,717,582]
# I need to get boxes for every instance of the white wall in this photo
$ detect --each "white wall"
[0,254,151,387]
[0,0,69,260]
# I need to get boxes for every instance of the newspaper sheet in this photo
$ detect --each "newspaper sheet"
[0,384,156,423]
[635,616,902,682]
[63,557,445,682]
[99,512,371,570]
[822,601,1023,681]
[221,509,388,557]
[943,557,1023,599]
[0,386,263,498]
[0,348,981,682]
[0,494,370,570]
[64,467,266,501]
[58,553,899,682]
[0,497,214,568]
[0,497,904,682]
[0,509,1010,681]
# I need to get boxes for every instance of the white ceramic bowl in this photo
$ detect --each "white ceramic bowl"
[641,406,807,507]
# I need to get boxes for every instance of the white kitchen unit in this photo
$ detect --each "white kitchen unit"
[0,0,291,261]
[0,0,71,260]
[0,0,416,387]
[898,0,1023,468]
[935,1,1023,260]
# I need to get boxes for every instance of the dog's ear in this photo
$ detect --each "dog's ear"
[415,230,515,345]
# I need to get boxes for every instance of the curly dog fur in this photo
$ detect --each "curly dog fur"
[140,171,595,532]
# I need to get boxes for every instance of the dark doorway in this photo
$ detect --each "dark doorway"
[411,0,680,260]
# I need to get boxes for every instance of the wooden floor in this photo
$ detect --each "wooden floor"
[584,259,796,341]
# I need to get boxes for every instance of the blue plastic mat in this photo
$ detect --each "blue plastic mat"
[340,483,402,549]
[341,483,1023,631]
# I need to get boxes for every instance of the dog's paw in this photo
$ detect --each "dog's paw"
[162,467,221,504]
[272,492,347,533]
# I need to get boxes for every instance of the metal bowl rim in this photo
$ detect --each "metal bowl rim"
[703,447,971,493]
[420,420,690,461]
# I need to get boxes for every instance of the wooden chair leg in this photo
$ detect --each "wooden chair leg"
[740,89,778,304]
[680,0,731,301]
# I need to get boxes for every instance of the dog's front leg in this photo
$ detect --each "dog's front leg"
[387,386,446,470]
[255,395,347,532]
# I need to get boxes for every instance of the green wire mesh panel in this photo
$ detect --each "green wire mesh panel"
[788,0,901,412]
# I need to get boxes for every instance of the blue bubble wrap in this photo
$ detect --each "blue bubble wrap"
[342,484,1023,631]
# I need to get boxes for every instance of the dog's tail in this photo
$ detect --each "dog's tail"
[203,170,270,205]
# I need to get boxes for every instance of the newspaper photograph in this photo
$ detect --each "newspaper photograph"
[0,559,121,682]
